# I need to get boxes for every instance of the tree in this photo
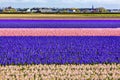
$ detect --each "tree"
[97,7,107,13]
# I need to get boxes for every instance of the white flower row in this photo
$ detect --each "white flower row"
[0,64,120,80]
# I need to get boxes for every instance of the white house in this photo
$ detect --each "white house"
[110,9,120,13]
[26,8,31,12]
[39,8,58,13]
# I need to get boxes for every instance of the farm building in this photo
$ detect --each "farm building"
[58,8,79,13]
[30,8,40,13]
[110,9,120,13]
[79,8,91,13]
[39,8,59,13]
[16,8,30,13]
[0,9,3,13]
[79,8,98,13]
[66,9,78,13]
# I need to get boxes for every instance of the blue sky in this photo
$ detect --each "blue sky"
[0,0,119,9]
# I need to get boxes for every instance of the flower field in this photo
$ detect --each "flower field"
[0,36,120,65]
[0,19,120,80]
[0,20,120,28]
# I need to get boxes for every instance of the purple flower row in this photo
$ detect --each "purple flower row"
[0,20,120,28]
[0,36,120,65]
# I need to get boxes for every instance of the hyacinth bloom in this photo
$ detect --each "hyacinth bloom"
[0,36,120,65]
[0,20,119,28]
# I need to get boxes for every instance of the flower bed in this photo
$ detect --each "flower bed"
[0,20,120,28]
[0,64,120,80]
[0,36,119,65]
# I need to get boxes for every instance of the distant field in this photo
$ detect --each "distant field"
[0,14,120,19]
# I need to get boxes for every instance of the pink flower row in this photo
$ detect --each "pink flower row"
[0,28,120,36]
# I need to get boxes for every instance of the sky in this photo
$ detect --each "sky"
[0,0,119,9]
